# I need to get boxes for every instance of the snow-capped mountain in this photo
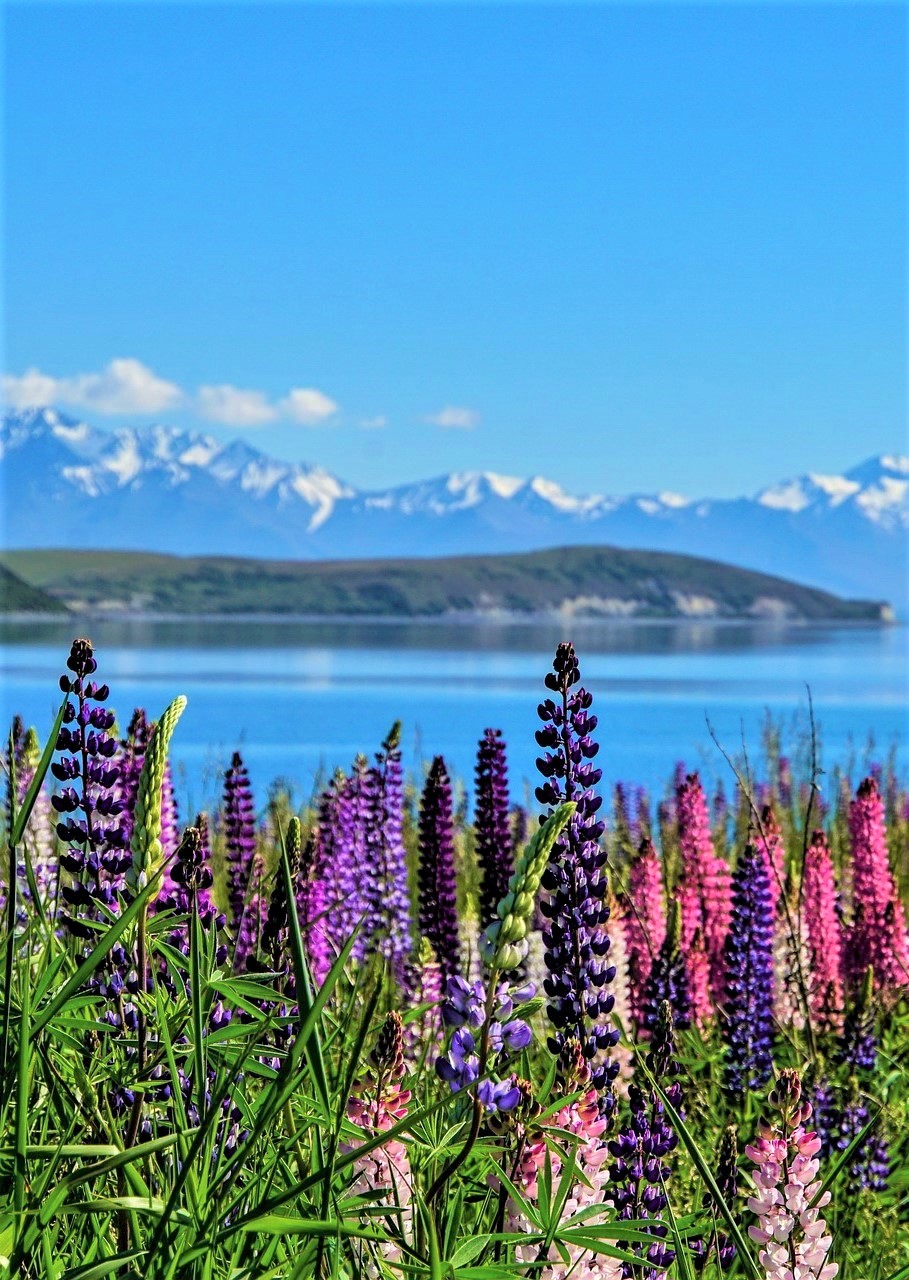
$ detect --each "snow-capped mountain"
[1,407,906,610]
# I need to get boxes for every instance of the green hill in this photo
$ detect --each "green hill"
[0,563,69,614]
[0,545,889,622]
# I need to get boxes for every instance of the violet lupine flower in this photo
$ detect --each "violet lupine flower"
[296,819,332,985]
[623,837,667,1028]
[745,1071,838,1280]
[676,771,731,1013]
[222,751,257,939]
[309,767,365,965]
[609,1000,682,1278]
[802,829,844,1030]
[417,755,461,982]
[535,642,618,1101]
[642,900,691,1032]
[362,724,413,985]
[723,842,775,1097]
[839,970,878,1072]
[845,777,909,991]
[53,638,131,934]
[474,728,514,930]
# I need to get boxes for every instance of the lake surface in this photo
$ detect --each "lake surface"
[1,617,907,815]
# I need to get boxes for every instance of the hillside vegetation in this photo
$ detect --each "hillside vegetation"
[1,544,888,620]
[0,563,68,614]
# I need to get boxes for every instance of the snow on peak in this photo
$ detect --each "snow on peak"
[758,479,811,513]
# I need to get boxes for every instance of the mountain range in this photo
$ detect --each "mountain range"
[1,407,906,611]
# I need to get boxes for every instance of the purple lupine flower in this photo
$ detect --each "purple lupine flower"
[53,638,130,933]
[155,760,180,904]
[435,973,533,1097]
[834,1096,890,1192]
[222,751,257,938]
[362,724,413,985]
[417,755,461,982]
[839,969,878,1072]
[118,707,150,843]
[609,1000,682,1277]
[311,767,366,959]
[535,642,618,1101]
[691,1125,739,1272]
[642,900,691,1033]
[6,719,56,906]
[474,728,514,930]
[722,841,775,1097]
[235,852,267,970]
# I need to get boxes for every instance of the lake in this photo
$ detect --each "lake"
[1,616,907,815]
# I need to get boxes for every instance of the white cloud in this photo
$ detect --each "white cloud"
[359,414,387,430]
[3,358,183,414]
[196,384,277,427]
[425,404,480,430]
[279,387,338,425]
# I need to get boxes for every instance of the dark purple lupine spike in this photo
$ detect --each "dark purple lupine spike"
[418,755,461,983]
[535,641,618,1104]
[722,842,775,1097]
[361,723,413,985]
[839,968,878,1072]
[609,1000,681,1277]
[222,751,257,938]
[53,638,130,933]
[835,1094,890,1191]
[691,1125,739,1272]
[474,728,514,930]
[642,900,691,1033]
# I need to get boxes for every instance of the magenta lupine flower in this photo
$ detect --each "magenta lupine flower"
[234,852,267,970]
[535,642,619,1102]
[802,830,844,1029]
[222,751,257,940]
[53,639,131,933]
[417,755,461,982]
[155,760,180,903]
[474,728,514,930]
[676,772,731,1012]
[622,838,667,1028]
[845,777,909,991]
[745,1071,838,1280]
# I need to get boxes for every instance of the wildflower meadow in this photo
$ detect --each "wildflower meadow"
[1,635,907,1279]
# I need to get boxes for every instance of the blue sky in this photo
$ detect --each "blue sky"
[4,2,906,496]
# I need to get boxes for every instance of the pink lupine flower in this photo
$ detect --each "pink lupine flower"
[623,838,667,1026]
[505,1046,623,1280]
[746,1070,838,1280]
[802,830,844,1029]
[344,1011,413,1267]
[677,772,731,1008]
[846,777,909,991]
[606,895,634,1092]
[757,805,786,907]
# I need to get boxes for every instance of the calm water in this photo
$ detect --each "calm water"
[1,617,907,814]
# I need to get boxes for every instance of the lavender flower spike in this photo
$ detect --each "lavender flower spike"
[536,641,619,1101]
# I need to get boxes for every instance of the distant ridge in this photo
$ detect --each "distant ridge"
[1,545,889,622]
[2,407,906,610]
[0,563,69,615]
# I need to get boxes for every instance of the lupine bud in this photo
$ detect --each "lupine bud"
[127,695,187,897]
[480,802,575,971]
